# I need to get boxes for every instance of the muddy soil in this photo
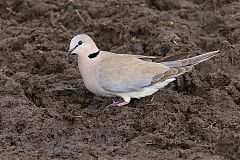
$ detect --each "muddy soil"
[0,0,240,159]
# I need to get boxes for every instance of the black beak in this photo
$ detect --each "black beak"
[67,48,74,55]
[67,44,79,55]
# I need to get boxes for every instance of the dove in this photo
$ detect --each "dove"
[67,34,219,106]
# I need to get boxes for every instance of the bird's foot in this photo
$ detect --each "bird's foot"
[112,98,129,106]
[104,98,129,110]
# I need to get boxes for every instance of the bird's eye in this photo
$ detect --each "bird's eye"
[78,41,83,45]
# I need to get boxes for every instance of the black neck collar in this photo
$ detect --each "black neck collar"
[88,50,100,59]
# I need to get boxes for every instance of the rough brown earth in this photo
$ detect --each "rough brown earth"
[0,0,240,159]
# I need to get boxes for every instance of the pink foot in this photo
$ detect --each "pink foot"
[114,101,129,106]
[104,98,129,110]
[112,98,129,106]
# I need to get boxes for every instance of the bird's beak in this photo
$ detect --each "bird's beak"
[67,45,79,55]
[67,48,74,55]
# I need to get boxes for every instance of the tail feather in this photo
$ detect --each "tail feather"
[156,66,193,83]
[151,50,219,85]
[161,50,220,68]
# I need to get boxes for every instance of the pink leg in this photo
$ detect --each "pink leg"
[114,101,129,106]
[111,98,130,106]
[104,98,130,110]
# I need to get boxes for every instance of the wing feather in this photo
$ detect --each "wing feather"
[97,55,170,92]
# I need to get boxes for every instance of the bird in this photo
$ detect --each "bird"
[67,34,219,106]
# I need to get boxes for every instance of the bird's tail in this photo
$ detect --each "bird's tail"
[161,50,220,68]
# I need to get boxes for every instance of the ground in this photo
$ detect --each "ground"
[0,0,240,159]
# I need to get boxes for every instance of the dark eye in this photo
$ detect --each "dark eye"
[78,41,83,45]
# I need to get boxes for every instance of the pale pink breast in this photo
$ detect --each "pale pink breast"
[77,56,113,97]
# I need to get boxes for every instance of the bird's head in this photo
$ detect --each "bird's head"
[68,34,100,59]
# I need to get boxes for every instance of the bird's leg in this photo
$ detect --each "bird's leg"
[104,97,129,110]
[112,97,129,106]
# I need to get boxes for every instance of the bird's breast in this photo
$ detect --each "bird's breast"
[78,59,112,96]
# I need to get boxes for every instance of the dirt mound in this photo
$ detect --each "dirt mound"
[0,0,240,159]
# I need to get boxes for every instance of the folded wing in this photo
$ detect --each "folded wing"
[96,55,170,93]
[96,50,220,93]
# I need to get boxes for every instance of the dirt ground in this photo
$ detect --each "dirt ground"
[0,0,240,159]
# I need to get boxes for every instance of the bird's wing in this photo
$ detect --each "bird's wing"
[96,54,171,93]
[118,52,189,62]
[96,50,219,93]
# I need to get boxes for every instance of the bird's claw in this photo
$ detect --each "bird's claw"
[104,98,128,110]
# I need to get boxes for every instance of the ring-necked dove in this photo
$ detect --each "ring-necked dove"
[68,34,219,106]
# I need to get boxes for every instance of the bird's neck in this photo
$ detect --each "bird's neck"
[77,54,102,77]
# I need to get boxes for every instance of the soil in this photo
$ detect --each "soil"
[0,0,240,159]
